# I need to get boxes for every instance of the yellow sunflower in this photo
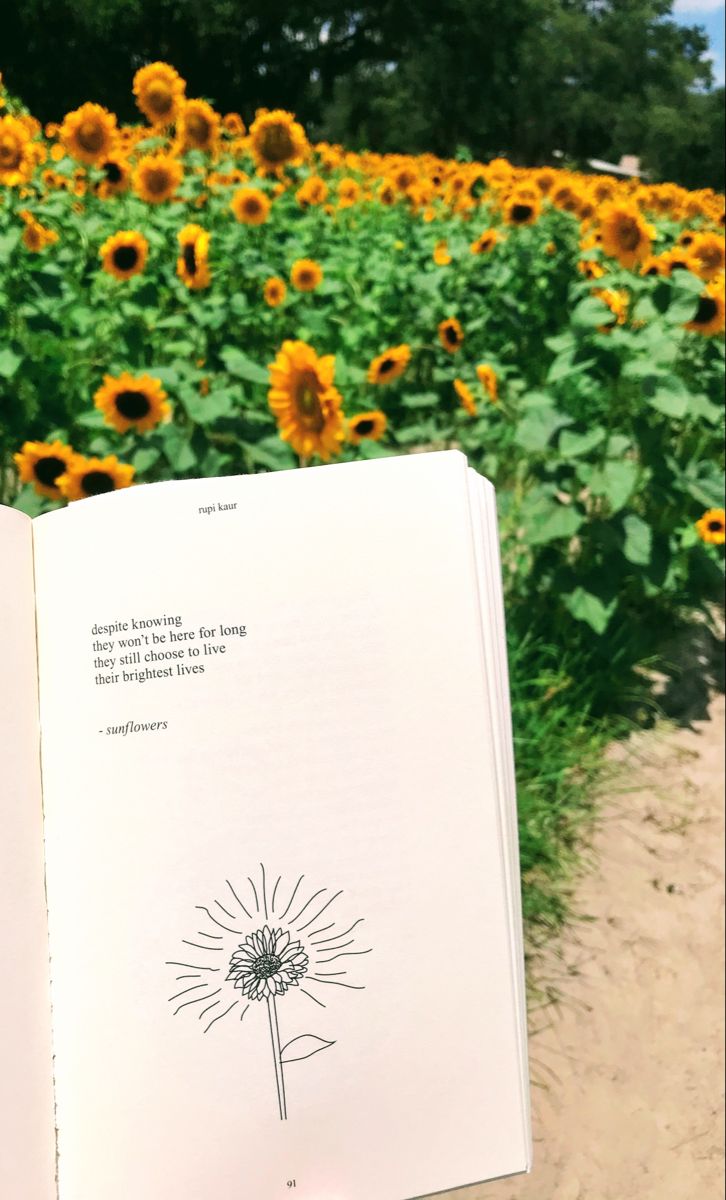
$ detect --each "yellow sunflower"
[178,99,221,154]
[268,340,345,461]
[231,187,271,225]
[690,232,726,281]
[249,109,309,173]
[177,224,211,289]
[60,103,117,165]
[695,508,726,546]
[21,217,58,253]
[659,247,701,275]
[594,288,629,332]
[0,115,34,186]
[222,112,246,136]
[366,344,411,385]
[57,454,135,501]
[598,202,654,269]
[685,278,726,336]
[470,228,499,255]
[290,258,323,292]
[476,364,498,403]
[132,153,183,204]
[454,379,477,416]
[503,191,541,226]
[433,239,452,265]
[264,276,287,307]
[337,177,361,207]
[99,230,148,280]
[96,154,131,198]
[438,317,464,353]
[296,175,328,207]
[13,440,75,499]
[93,372,170,434]
[133,62,186,127]
[348,411,387,444]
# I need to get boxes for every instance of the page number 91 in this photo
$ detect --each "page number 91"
[286,1182,297,1189]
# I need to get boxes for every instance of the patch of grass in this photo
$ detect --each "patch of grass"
[508,631,619,941]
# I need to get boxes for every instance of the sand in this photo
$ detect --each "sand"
[440,693,725,1200]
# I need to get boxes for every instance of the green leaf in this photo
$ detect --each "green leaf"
[244,436,296,471]
[648,389,688,419]
[132,446,161,473]
[515,406,573,453]
[559,426,606,459]
[589,460,639,513]
[74,410,107,430]
[571,296,613,328]
[0,348,22,379]
[220,346,270,385]
[526,502,583,546]
[563,587,617,634]
[159,424,197,473]
[622,514,652,565]
[400,391,439,409]
[180,388,237,425]
[547,354,597,384]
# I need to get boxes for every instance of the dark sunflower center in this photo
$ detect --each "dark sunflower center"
[445,325,459,345]
[147,83,173,116]
[253,952,282,979]
[644,265,659,275]
[77,121,105,153]
[708,519,724,532]
[295,376,325,432]
[261,123,294,163]
[34,456,67,487]
[186,113,211,144]
[112,245,139,271]
[0,137,22,168]
[618,218,642,252]
[82,470,115,496]
[694,296,718,324]
[104,160,123,183]
[511,203,533,223]
[245,198,261,215]
[670,259,688,271]
[680,234,695,246]
[183,242,198,275]
[146,167,171,196]
[115,390,151,420]
[355,419,375,436]
[379,358,395,374]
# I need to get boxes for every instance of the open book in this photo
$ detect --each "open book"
[1,449,531,1199]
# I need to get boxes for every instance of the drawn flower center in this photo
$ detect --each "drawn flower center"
[253,952,283,979]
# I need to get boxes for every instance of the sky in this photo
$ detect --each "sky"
[672,0,726,85]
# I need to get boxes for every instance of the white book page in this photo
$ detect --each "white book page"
[33,451,529,1200]
[0,507,57,1199]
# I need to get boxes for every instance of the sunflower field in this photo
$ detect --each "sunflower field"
[2,63,724,934]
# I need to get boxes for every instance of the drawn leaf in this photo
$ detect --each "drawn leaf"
[280,1034,336,1064]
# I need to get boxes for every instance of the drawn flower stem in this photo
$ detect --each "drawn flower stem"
[266,995,288,1120]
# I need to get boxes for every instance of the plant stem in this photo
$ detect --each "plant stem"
[266,995,287,1120]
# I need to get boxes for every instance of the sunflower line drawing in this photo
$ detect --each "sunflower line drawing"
[166,865,371,1120]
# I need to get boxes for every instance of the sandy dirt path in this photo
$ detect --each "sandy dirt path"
[441,694,725,1200]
